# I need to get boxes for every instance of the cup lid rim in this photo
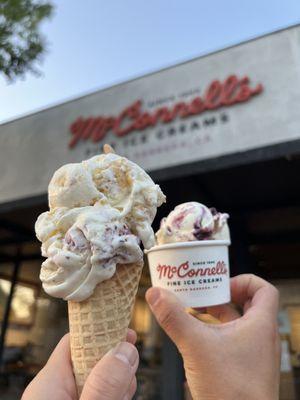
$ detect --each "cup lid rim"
[145,239,231,253]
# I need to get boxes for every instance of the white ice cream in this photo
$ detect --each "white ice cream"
[36,152,165,301]
[156,202,229,245]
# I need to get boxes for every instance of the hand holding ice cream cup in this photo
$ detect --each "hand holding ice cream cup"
[145,202,231,308]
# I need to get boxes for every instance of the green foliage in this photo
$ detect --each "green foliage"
[0,0,53,80]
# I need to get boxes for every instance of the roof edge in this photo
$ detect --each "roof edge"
[1,22,300,126]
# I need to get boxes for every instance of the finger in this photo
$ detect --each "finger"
[206,304,241,323]
[22,334,77,400]
[230,274,279,317]
[125,376,137,400]
[81,342,139,400]
[45,334,77,393]
[126,329,137,345]
[46,334,71,369]
[146,287,201,351]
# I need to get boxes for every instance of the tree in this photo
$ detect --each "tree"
[0,0,53,80]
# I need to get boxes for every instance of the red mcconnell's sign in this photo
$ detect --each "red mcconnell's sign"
[68,74,263,148]
[156,261,228,280]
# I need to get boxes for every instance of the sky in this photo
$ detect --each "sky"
[0,0,299,123]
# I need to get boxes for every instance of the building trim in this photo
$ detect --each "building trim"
[1,138,300,212]
[150,138,300,181]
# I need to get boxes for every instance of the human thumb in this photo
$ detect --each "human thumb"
[146,287,199,352]
[80,342,139,400]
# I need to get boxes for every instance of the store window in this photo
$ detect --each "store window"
[130,267,164,399]
[275,280,300,400]
[0,279,36,324]
[0,260,68,400]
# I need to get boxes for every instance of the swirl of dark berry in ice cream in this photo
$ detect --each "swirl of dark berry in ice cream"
[36,205,143,301]
[65,228,89,251]
[156,202,229,245]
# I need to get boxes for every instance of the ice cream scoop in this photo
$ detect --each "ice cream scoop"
[35,148,165,301]
[48,151,165,249]
[36,204,143,301]
[156,202,229,245]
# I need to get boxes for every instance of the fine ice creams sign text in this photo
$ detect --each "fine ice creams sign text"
[68,74,263,148]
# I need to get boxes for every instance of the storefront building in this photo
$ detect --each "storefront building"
[1,25,300,399]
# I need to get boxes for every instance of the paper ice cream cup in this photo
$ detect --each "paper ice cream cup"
[145,240,231,308]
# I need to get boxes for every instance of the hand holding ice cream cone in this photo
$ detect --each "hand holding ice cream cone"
[35,145,165,394]
[22,330,139,400]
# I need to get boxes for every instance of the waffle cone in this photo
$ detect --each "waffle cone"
[68,261,143,394]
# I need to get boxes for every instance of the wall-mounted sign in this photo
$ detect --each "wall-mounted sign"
[69,75,263,148]
[1,26,300,205]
